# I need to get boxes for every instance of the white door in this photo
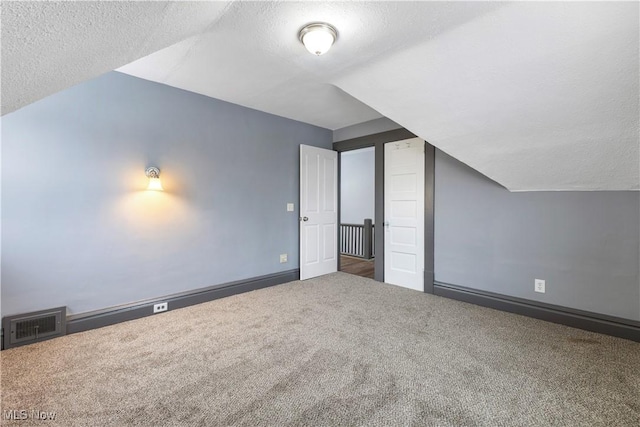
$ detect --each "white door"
[300,145,338,280]
[384,138,425,291]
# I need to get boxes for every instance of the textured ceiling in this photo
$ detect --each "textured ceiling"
[2,1,638,191]
[118,1,503,130]
[1,0,233,115]
[334,2,639,191]
[335,2,640,191]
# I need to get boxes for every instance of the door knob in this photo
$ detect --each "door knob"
[300,216,309,222]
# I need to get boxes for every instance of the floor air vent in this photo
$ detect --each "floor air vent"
[2,307,66,350]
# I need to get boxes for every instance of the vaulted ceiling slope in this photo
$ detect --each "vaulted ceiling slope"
[0,1,234,115]
[2,2,638,191]
[334,2,639,191]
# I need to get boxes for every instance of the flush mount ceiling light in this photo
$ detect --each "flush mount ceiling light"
[299,22,337,56]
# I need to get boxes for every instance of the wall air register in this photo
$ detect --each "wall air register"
[2,307,66,350]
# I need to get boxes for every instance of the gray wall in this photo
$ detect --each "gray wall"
[333,117,401,142]
[435,150,640,321]
[340,147,375,224]
[2,72,332,317]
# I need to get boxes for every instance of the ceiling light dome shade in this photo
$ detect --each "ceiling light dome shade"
[299,23,337,56]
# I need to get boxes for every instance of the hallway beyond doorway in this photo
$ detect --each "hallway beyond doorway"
[340,255,374,279]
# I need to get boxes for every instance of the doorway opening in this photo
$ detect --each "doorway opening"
[333,127,435,293]
[339,147,375,279]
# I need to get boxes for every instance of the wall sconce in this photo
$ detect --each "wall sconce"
[145,167,163,191]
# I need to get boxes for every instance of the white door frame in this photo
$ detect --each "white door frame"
[332,130,435,293]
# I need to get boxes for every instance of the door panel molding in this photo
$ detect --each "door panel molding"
[384,138,425,291]
[300,145,338,280]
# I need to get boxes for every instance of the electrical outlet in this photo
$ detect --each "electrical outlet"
[153,302,168,313]
[534,279,546,294]
[280,254,288,263]
[287,203,294,212]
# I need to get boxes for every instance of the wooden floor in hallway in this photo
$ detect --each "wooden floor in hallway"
[340,255,375,279]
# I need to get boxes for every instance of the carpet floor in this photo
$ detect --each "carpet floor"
[1,272,639,426]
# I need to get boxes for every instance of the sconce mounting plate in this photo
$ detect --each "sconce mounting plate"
[145,167,160,178]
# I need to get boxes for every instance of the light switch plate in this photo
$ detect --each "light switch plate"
[287,203,294,212]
